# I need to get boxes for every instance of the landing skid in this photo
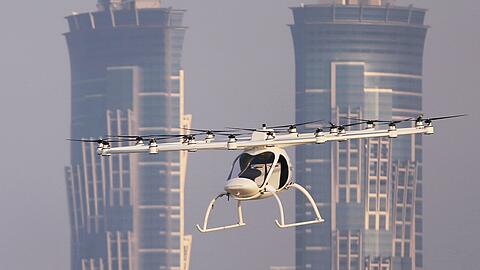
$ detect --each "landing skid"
[266,183,325,228]
[196,193,246,233]
[196,183,324,233]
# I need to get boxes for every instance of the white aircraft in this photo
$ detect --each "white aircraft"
[70,114,464,233]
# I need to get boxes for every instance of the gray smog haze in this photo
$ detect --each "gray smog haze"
[0,0,479,269]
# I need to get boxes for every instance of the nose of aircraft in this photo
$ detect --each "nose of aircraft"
[224,178,259,198]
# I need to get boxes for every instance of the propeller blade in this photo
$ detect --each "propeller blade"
[67,138,102,143]
[377,117,414,126]
[426,114,467,121]
[341,116,392,123]
[67,138,132,143]
[227,120,325,132]
[215,132,250,137]
[106,135,142,139]
[328,121,340,128]
[392,117,414,124]
[225,127,258,132]
[182,128,236,133]
[107,134,204,144]
[268,119,325,129]
[342,121,368,127]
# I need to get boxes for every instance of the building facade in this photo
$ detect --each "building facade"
[291,1,427,270]
[64,1,191,270]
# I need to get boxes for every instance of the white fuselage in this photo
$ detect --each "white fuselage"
[223,146,292,201]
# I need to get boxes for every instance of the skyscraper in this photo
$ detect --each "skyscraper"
[64,1,191,269]
[291,1,427,270]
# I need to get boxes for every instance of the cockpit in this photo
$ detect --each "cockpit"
[228,151,290,191]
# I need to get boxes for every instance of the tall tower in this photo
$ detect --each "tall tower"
[64,1,191,270]
[291,2,427,270]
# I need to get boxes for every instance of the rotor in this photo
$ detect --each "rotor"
[342,114,466,129]
[226,119,326,134]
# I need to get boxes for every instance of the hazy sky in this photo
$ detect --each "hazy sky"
[0,0,479,270]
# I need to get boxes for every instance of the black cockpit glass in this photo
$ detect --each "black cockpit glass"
[228,152,276,187]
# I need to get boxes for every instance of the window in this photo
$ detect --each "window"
[406,207,412,222]
[339,258,348,270]
[351,152,359,165]
[405,226,411,239]
[379,215,386,229]
[370,161,378,176]
[395,225,402,238]
[379,198,387,211]
[404,242,411,257]
[369,180,377,193]
[229,152,275,187]
[397,189,404,203]
[351,238,359,254]
[407,190,413,204]
[350,188,357,202]
[369,198,376,211]
[277,155,289,189]
[395,242,402,256]
[380,162,388,177]
[370,144,378,158]
[379,179,387,194]
[381,143,389,159]
[350,258,359,269]
[339,188,347,202]
[369,215,376,230]
[339,170,347,185]
[339,238,348,253]
[350,170,358,184]
[398,171,406,186]
[350,139,359,149]
[408,172,415,186]
[339,152,347,167]
[396,206,403,221]
[405,224,411,239]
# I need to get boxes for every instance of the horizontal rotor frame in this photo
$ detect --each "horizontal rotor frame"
[97,124,434,155]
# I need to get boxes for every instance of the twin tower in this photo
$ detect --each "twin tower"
[64,1,427,270]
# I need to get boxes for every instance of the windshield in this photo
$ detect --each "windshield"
[228,152,276,187]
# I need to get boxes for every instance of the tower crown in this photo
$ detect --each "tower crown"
[97,0,162,11]
[316,0,394,5]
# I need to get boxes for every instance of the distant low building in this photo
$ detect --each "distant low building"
[291,1,427,270]
[64,1,191,270]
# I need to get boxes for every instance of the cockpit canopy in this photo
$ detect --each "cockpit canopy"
[228,151,290,191]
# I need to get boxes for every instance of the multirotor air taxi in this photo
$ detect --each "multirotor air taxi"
[69,114,465,233]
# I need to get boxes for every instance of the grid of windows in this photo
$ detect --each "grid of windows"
[392,161,417,259]
[106,109,133,207]
[81,258,106,270]
[107,231,133,270]
[337,230,361,270]
[336,109,363,204]
[415,164,423,268]
[364,257,391,270]
[366,138,391,231]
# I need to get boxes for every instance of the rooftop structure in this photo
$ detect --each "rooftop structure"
[315,0,395,5]
[97,0,162,11]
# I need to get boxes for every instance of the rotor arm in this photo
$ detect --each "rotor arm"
[238,125,432,149]
[101,140,231,155]
[99,125,434,156]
